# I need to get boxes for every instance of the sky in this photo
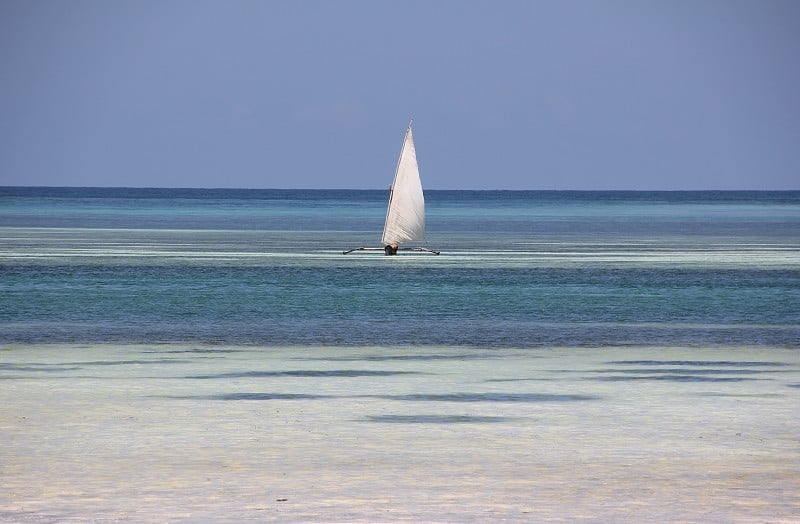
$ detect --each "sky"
[1,0,798,190]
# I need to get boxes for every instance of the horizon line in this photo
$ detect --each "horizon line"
[2,185,798,192]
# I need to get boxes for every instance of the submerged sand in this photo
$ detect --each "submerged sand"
[1,344,798,522]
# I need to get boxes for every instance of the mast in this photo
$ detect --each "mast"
[381,121,410,243]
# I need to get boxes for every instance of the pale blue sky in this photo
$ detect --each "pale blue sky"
[1,0,798,189]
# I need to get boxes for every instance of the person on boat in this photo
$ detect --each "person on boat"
[384,243,399,256]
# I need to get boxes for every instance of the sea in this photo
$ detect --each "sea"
[1,187,799,522]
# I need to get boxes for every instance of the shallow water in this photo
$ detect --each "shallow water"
[1,343,798,522]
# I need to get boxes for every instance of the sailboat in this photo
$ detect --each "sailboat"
[343,120,439,255]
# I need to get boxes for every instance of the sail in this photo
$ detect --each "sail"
[382,122,425,245]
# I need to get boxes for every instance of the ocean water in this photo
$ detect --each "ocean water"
[1,188,798,347]
[1,187,799,522]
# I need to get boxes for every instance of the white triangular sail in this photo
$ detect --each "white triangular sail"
[382,121,425,245]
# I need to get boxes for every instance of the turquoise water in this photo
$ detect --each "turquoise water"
[1,188,799,521]
[1,188,798,347]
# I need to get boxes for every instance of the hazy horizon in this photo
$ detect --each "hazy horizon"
[3,186,799,193]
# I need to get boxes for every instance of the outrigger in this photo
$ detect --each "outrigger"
[342,246,440,255]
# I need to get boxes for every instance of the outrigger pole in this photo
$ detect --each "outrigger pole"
[342,247,440,255]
